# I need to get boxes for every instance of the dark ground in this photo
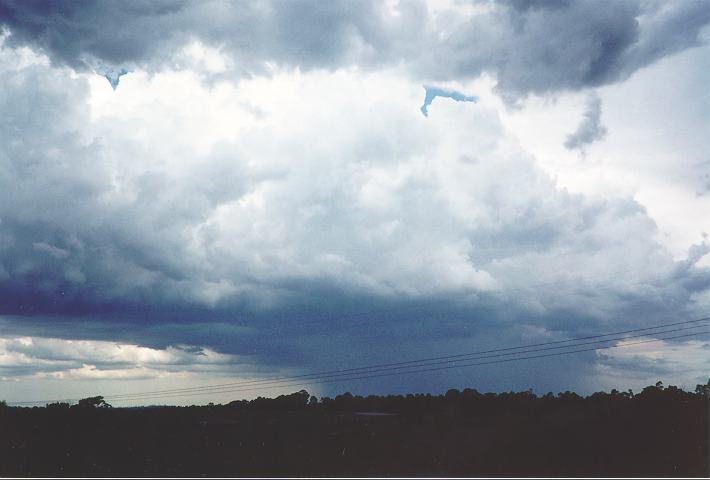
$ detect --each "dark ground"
[0,383,707,477]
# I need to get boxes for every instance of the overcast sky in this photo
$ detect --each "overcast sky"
[0,0,708,405]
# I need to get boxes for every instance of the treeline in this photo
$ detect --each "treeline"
[0,381,706,476]
[1,380,708,412]
[222,380,709,413]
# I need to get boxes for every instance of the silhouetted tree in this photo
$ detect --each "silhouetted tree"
[333,392,354,411]
[76,396,112,409]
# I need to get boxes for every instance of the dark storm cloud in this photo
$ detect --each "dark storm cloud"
[423,0,710,101]
[0,2,708,395]
[0,0,417,74]
[564,93,607,150]
[0,1,708,99]
[0,52,707,379]
[0,0,189,69]
[0,57,255,319]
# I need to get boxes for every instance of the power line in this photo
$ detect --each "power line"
[7,317,707,406]
[105,330,709,403]
[10,319,708,405]
[102,323,709,401]
[97,317,710,400]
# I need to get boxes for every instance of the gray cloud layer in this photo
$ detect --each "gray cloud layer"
[1,42,708,394]
[1,0,708,99]
[0,0,412,78]
[426,1,710,101]
[0,1,708,395]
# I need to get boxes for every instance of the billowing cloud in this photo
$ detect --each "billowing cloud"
[0,335,239,380]
[0,2,708,402]
[423,0,710,101]
[0,0,418,77]
[0,1,708,100]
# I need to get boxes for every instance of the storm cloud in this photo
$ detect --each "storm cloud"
[0,0,414,77]
[0,1,708,401]
[1,1,708,99]
[423,0,710,101]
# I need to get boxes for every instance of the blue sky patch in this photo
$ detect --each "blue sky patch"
[420,85,477,117]
[95,65,129,90]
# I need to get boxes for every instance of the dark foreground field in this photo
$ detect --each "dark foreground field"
[1,383,707,477]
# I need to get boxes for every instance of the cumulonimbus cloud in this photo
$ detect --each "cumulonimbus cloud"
[0,1,708,397]
[0,41,707,370]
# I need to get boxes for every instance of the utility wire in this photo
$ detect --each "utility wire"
[105,330,709,403]
[98,317,710,400]
[101,322,709,401]
[8,317,707,406]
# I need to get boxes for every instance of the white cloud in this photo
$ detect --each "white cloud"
[0,335,239,379]
[594,338,710,391]
[499,45,710,260]
[2,36,708,316]
[0,331,333,405]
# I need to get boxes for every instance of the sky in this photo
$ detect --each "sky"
[0,0,709,406]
